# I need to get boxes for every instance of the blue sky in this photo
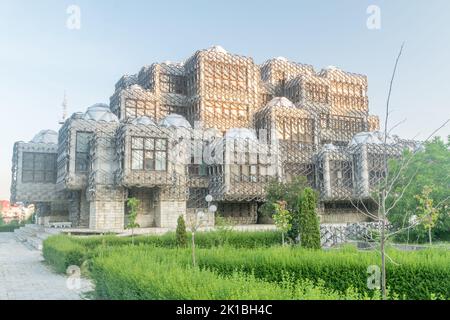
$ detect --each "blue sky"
[1,0,449,199]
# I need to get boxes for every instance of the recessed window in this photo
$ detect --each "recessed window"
[131,137,167,171]
[22,152,56,183]
[75,132,92,173]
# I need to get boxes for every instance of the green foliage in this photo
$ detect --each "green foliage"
[214,214,237,246]
[272,201,292,245]
[415,186,440,244]
[298,188,321,249]
[260,176,308,241]
[42,235,85,273]
[387,137,450,243]
[126,197,140,244]
[175,215,187,247]
[184,246,450,300]
[0,220,23,232]
[43,233,449,299]
[90,246,370,300]
[125,197,140,230]
[42,231,283,273]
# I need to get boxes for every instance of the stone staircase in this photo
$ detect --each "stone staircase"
[14,224,62,251]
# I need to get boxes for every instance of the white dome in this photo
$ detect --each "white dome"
[129,84,144,91]
[225,128,257,141]
[31,130,58,144]
[322,143,338,151]
[83,103,119,122]
[131,116,157,126]
[275,56,288,62]
[350,131,395,146]
[266,97,296,108]
[159,113,192,129]
[207,45,227,54]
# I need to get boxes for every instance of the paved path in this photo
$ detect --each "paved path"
[0,233,92,300]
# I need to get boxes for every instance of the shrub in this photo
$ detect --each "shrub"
[42,231,283,273]
[0,220,23,232]
[90,246,369,300]
[42,235,85,273]
[187,246,450,300]
[298,188,321,249]
[175,215,187,247]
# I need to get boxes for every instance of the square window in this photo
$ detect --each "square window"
[155,151,166,171]
[22,170,34,183]
[145,138,154,150]
[155,139,167,151]
[132,137,144,149]
[131,150,143,170]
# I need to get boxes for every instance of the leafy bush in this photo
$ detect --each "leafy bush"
[175,215,187,247]
[42,235,85,273]
[43,233,449,299]
[187,246,450,300]
[42,231,283,273]
[0,220,23,232]
[387,137,450,243]
[298,188,321,249]
[90,246,369,300]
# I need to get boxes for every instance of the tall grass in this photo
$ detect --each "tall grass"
[90,246,371,300]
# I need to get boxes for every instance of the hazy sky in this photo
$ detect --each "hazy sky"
[1,0,449,200]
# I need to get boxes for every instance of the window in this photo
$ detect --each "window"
[75,132,92,173]
[22,152,56,183]
[160,74,186,94]
[131,137,167,171]
[125,98,157,119]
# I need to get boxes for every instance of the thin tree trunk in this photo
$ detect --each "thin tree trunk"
[282,232,285,246]
[192,231,196,267]
[429,227,432,246]
[380,216,387,300]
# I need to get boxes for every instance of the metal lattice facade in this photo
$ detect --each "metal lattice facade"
[10,46,417,229]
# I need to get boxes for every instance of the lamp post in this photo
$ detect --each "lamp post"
[191,195,217,267]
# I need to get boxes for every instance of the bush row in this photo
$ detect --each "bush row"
[42,235,86,273]
[90,246,371,300]
[188,246,450,300]
[42,230,282,273]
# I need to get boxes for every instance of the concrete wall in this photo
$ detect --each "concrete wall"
[127,188,156,228]
[155,200,186,228]
[89,200,124,230]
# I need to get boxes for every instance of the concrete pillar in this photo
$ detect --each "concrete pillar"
[360,144,370,198]
[323,151,332,199]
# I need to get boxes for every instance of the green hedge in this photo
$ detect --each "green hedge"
[74,230,282,249]
[42,235,86,273]
[42,231,282,273]
[43,233,449,300]
[0,225,20,232]
[187,246,450,300]
[90,247,368,300]
[0,221,23,232]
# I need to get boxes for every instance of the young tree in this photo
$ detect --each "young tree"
[388,138,450,243]
[415,186,439,245]
[126,197,140,245]
[272,201,292,246]
[347,43,450,299]
[260,176,308,242]
[298,188,321,249]
[175,215,187,247]
[187,211,206,267]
